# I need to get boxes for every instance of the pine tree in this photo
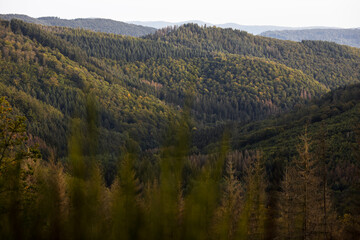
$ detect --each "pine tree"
[277,165,302,239]
[278,129,336,240]
[67,93,108,240]
[315,125,337,240]
[0,97,39,240]
[338,124,360,239]
[213,157,243,240]
[110,153,141,240]
[237,151,267,240]
[29,155,68,240]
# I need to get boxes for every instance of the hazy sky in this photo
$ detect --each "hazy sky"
[1,0,359,27]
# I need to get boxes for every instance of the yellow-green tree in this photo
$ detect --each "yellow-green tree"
[213,156,243,240]
[237,151,267,240]
[0,97,39,240]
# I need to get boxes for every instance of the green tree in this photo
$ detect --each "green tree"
[278,130,336,240]
[237,151,267,240]
[0,97,39,240]
[213,156,243,240]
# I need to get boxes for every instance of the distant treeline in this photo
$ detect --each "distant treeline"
[261,28,360,48]
[0,14,157,37]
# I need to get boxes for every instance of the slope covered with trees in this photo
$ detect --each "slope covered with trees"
[146,24,360,89]
[119,56,325,123]
[39,23,360,91]
[2,19,342,151]
[232,83,360,218]
[1,92,359,239]
[0,20,177,158]
[1,18,360,169]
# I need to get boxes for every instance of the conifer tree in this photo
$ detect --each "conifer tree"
[67,93,108,240]
[184,134,228,240]
[237,151,267,240]
[277,165,302,239]
[213,157,243,240]
[0,97,39,240]
[314,124,337,240]
[278,129,336,240]
[29,155,68,240]
[110,152,141,240]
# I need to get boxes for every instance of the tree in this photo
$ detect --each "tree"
[237,151,267,240]
[277,165,302,239]
[213,157,243,240]
[0,97,28,166]
[0,97,39,240]
[314,124,338,240]
[277,129,336,240]
[110,153,142,240]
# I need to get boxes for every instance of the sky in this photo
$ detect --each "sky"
[1,0,359,28]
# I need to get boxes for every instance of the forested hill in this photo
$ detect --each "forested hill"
[0,14,157,37]
[0,14,46,25]
[2,19,360,155]
[1,19,330,157]
[42,23,360,91]
[0,19,177,160]
[232,83,360,215]
[235,83,360,159]
[146,24,360,89]
[0,19,359,159]
[260,28,360,48]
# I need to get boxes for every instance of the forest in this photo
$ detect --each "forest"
[0,19,360,239]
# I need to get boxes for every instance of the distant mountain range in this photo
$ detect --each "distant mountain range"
[1,14,359,47]
[0,14,156,37]
[260,28,360,48]
[128,20,337,35]
[128,20,212,29]
[131,20,359,47]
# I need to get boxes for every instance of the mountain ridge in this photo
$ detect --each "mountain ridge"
[2,13,357,40]
[0,13,156,37]
[261,28,360,48]
[129,20,340,35]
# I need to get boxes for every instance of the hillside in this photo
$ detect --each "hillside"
[119,56,326,123]
[5,20,332,124]
[0,19,177,160]
[232,83,360,214]
[36,23,360,89]
[146,24,360,89]
[261,28,360,48]
[3,19,360,156]
[0,14,156,37]
[235,84,360,159]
